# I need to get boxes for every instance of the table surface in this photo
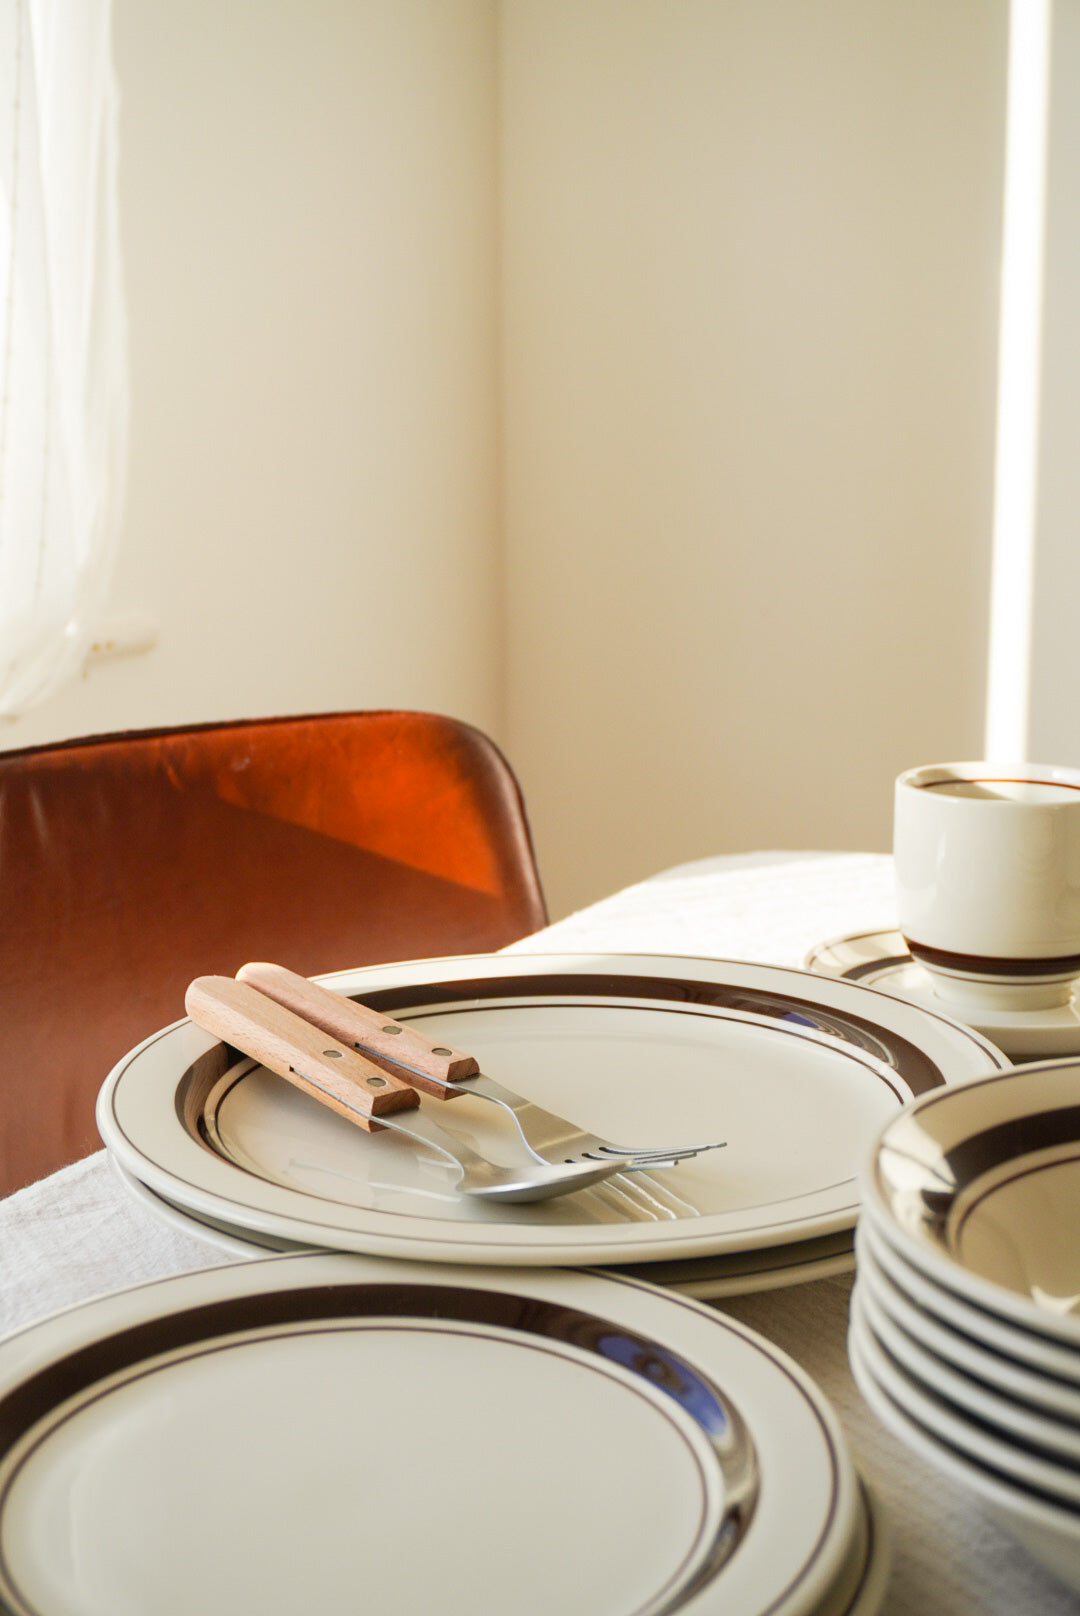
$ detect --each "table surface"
[2,849,1077,1615]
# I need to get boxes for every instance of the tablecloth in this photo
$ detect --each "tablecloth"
[1,850,1076,1614]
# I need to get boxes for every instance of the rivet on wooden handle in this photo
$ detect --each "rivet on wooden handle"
[236,961,480,1096]
[184,975,421,1132]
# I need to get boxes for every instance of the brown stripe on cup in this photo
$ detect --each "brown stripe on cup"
[903,939,1080,980]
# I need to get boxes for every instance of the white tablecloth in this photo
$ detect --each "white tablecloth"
[1,851,1076,1614]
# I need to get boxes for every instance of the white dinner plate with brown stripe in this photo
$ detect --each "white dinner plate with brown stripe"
[97,953,1006,1271]
[110,1155,860,1300]
[0,1253,882,1616]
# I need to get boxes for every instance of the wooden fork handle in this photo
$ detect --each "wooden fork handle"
[236,961,480,1095]
[185,976,421,1132]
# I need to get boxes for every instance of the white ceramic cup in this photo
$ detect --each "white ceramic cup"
[894,762,1080,1011]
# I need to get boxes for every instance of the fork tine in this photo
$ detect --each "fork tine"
[588,1147,724,1171]
[591,1141,726,1162]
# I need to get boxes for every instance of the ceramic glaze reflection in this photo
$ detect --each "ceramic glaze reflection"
[948,1145,1080,1313]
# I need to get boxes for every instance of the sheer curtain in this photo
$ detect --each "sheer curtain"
[0,0,127,720]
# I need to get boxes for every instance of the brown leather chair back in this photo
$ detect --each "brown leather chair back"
[0,711,546,1195]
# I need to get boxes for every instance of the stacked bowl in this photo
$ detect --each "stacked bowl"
[850,1055,1080,1595]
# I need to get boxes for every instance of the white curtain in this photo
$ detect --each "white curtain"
[0,0,127,719]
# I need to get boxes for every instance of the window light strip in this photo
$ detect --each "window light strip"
[984,0,1052,761]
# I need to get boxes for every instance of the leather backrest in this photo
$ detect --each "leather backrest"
[0,711,546,1195]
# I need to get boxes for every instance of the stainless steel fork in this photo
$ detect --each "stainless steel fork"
[235,962,725,1172]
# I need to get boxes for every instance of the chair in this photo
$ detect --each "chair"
[0,711,547,1196]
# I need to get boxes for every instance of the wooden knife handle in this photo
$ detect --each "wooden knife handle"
[236,961,480,1095]
[185,976,421,1132]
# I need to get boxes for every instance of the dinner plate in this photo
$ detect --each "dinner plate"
[112,1159,318,1257]
[97,953,1006,1269]
[831,1480,891,1616]
[804,1477,890,1616]
[0,1253,864,1616]
[847,1302,1080,1597]
[114,1157,857,1298]
[806,930,1080,1059]
[861,1057,1080,1349]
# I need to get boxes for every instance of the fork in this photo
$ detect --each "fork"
[184,976,671,1203]
[235,962,725,1170]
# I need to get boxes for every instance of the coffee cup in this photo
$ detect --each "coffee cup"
[894,762,1080,1011]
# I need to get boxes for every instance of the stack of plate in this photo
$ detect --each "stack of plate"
[0,1251,889,1616]
[96,951,1007,1299]
[850,1056,1080,1596]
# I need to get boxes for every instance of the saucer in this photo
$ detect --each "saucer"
[805,929,1080,1059]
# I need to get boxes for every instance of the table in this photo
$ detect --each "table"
[1,851,1076,1614]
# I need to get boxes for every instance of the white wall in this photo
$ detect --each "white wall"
[6,1,1012,924]
[7,0,504,749]
[499,0,1009,915]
